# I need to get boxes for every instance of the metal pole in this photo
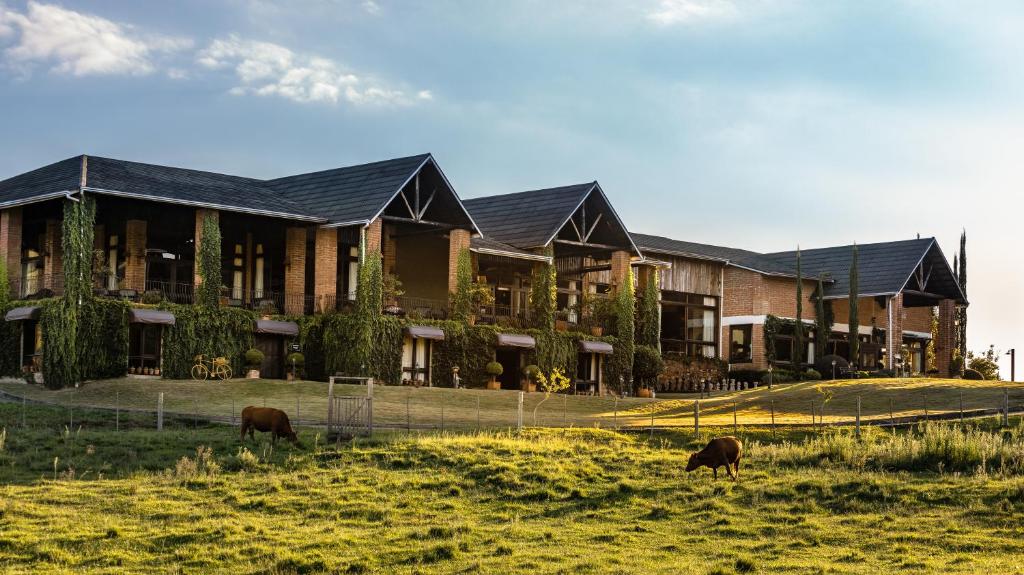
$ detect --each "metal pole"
[476,395,481,432]
[157,393,164,431]
[517,391,524,432]
[613,397,619,430]
[1004,388,1010,427]
[770,400,775,438]
[694,400,700,436]
[115,391,119,432]
[733,401,738,435]
[856,396,861,439]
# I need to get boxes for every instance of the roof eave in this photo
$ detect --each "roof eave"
[81,186,326,223]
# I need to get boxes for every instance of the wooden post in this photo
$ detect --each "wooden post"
[810,400,815,430]
[733,401,738,435]
[326,377,335,436]
[959,392,964,425]
[770,400,775,438]
[889,398,894,428]
[407,391,412,432]
[1004,388,1010,427]
[193,399,198,430]
[614,397,619,430]
[855,396,861,439]
[157,393,164,431]
[115,391,119,432]
[21,395,25,428]
[367,378,374,436]
[440,394,445,431]
[694,400,700,436]
[232,399,236,427]
[296,387,301,426]
[476,395,481,432]
[69,406,73,431]
[924,391,928,423]
[650,406,655,439]
[517,391,524,432]
[563,394,567,428]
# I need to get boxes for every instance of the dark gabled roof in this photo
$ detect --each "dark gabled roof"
[0,156,83,207]
[470,236,551,262]
[266,154,432,226]
[463,183,595,249]
[84,156,322,221]
[763,238,964,302]
[631,232,795,276]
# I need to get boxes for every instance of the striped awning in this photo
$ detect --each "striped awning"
[129,309,176,325]
[496,333,536,349]
[4,306,41,322]
[405,326,445,340]
[578,340,614,355]
[255,319,299,336]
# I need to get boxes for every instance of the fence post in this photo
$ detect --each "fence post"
[517,391,524,432]
[856,396,861,439]
[407,391,412,432]
[563,394,567,428]
[694,400,700,436]
[476,395,481,433]
[115,391,120,432]
[296,387,301,427]
[1004,388,1010,427]
[69,406,73,431]
[440,394,445,432]
[193,399,198,430]
[157,393,164,431]
[326,377,335,436]
[21,395,25,428]
[770,400,775,438]
[650,406,655,439]
[367,378,374,436]
[810,400,815,430]
[733,402,738,435]
[924,391,928,423]
[613,397,619,430]
[889,398,894,428]
[232,399,236,427]
[959,392,964,425]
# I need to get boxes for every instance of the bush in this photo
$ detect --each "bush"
[731,369,767,384]
[286,352,305,366]
[803,369,822,381]
[523,364,540,382]
[244,348,264,368]
[816,355,849,379]
[140,290,163,305]
[485,361,504,376]
[762,369,796,385]
[963,368,985,380]
[632,345,664,385]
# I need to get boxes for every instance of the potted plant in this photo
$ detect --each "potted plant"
[218,285,230,306]
[286,352,305,381]
[587,296,616,337]
[244,348,265,379]
[257,300,277,319]
[522,364,540,393]
[485,360,503,390]
[633,345,665,398]
[554,310,570,332]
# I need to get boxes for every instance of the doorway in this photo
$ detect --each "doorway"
[495,348,522,390]
[255,334,284,379]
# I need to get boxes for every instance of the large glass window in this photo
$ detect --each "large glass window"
[661,291,719,358]
[730,325,752,362]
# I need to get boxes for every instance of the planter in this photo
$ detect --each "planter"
[467,315,477,326]
[154,368,161,377]
[33,372,44,384]
[590,326,604,337]
[218,296,229,306]
[486,378,501,390]
[555,320,569,332]
[521,381,537,393]
[636,387,653,398]
[246,369,261,379]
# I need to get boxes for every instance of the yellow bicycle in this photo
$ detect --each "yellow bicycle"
[191,354,233,381]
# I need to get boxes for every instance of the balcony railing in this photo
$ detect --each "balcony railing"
[10,274,64,300]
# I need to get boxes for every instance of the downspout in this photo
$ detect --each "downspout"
[887,295,893,368]
[718,266,725,361]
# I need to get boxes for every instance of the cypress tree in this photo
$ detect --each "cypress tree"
[794,248,804,368]
[529,246,557,331]
[636,268,661,349]
[849,244,860,369]
[814,277,830,360]
[958,230,967,356]
[196,213,222,309]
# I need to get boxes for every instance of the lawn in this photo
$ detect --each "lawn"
[1,402,1023,574]
[1,377,1021,431]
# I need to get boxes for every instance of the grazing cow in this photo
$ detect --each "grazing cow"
[240,406,299,446]
[685,436,742,480]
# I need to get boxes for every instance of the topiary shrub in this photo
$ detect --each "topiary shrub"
[523,364,540,382]
[485,361,504,376]
[803,369,822,381]
[963,368,985,380]
[632,345,664,387]
[286,352,305,366]
[140,290,163,305]
[244,348,265,368]
[816,354,849,379]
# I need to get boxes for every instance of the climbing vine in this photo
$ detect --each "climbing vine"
[605,268,636,392]
[529,246,556,331]
[353,248,384,375]
[159,303,255,378]
[197,213,222,309]
[450,248,474,322]
[636,268,660,348]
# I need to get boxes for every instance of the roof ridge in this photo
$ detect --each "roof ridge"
[266,153,431,183]
[463,181,595,204]
[86,155,264,183]
[763,237,935,257]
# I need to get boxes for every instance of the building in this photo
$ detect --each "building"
[0,153,967,384]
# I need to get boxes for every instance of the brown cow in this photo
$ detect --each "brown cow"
[240,406,299,446]
[685,436,742,480]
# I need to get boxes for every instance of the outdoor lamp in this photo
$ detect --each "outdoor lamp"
[767,364,774,389]
[831,359,837,380]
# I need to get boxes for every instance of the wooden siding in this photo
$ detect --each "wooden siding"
[657,255,722,296]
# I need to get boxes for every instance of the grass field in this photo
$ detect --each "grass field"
[1,402,1024,573]
[1,377,1022,431]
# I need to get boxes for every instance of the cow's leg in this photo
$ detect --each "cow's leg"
[723,456,736,480]
[240,422,249,442]
[734,460,741,480]
[712,466,718,480]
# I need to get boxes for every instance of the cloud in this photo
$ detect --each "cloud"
[0,1,191,76]
[646,0,738,25]
[361,0,381,15]
[197,35,430,106]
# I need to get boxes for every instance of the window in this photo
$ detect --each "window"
[347,246,359,301]
[232,244,244,300]
[254,244,265,298]
[730,325,752,362]
[21,248,43,297]
[401,336,432,383]
[556,279,580,322]
[129,324,163,372]
[660,291,719,358]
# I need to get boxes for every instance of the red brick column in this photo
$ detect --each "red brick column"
[936,299,957,377]
[382,224,397,278]
[0,208,22,297]
[194,209,219,288]
[364,218,382,254]
[124,219,147,291]
[43,219,62,291]
[447,228,471,294]
[313,227,337,313]
[888,294,905,369]
[284,227,307,315]
[610,250,632,293]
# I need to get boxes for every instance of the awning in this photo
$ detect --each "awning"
[496,333,536,349]
[129,309,176,325]
[579,340,614,355]
[405,326,445,340]
[255,319,299,336]
[5,306,41,322]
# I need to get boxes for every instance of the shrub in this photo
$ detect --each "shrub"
[731,369,767,384]
[140,290,163,305]
[963,368,985,380]
[762,369,795,385]
[522,364,540,382]
[257,300,277,317]
[485,361,504,376]
[803,368,822,381]
[816,355,849,379]
[632,345,664,386]
[244,348,265,368]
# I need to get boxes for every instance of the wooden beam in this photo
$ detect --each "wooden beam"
[380,215,457,229]
[901,289,947,300]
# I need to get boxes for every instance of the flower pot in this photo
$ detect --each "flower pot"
[286,372,295,382]
[555,319,568,332]
[590,326,604,337]
[154,368,161,377]
[521,381,537,393]
[467,315,477,326]
[637,387,652,398]
[247,369,260,379]
[486,378,501,390]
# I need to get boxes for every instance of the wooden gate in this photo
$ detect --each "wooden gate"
[327,376,374,439]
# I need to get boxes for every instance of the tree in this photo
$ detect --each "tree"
[958,230,967,358]
[636,268,660,348]
[196,213,222,309]
[814,277,832,360]
[849,244,860,369]
[529,247,556,331]
[966,345,999,381]
[794,248,804,367]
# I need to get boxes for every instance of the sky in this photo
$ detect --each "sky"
[0,0,1020,374]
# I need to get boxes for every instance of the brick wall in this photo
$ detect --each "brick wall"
[888,294,904,362]
[365,218,382,254]
[124,219,147,291]
[313,227,337,312]
[194,209,219,286]
[0,208,22,293]
[43,219,62,290]
[382,224,397,276]
[610,250,631,292]
[447,228,471,293]
[284,227,307,315]
[936,299,956,377]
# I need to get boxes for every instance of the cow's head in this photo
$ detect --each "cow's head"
[685,452,701,472]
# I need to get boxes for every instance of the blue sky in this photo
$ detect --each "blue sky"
[0,0,1021,372]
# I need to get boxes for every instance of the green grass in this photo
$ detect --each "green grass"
[2,402,1024,573]
[1,377,1021,431]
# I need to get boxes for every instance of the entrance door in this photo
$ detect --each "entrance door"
[255,334,284,379]
[495,348,521,390]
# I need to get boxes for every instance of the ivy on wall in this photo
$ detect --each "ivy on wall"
[450,248,474,322]
[529,246,556,331]
[159,303,255,378]
[636,268,660,348]
[0,301,25,377]
[605,269,636,392]
[196,213,222,309]
[354,249,384,375]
